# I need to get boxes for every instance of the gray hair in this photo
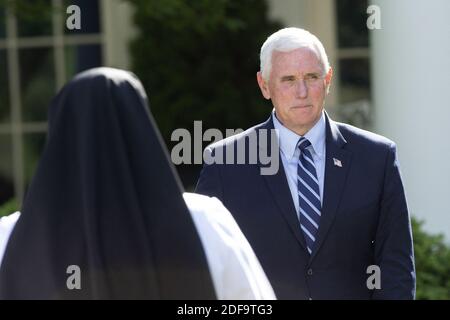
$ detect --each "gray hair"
[260,27,330,81]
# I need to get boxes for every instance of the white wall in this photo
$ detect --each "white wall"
[371,0,450,240]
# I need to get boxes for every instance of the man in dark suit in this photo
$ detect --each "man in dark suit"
[195,27,415,299]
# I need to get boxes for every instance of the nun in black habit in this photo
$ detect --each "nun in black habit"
[0,67,217,299]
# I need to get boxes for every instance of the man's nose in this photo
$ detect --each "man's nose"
[296,79,308,98]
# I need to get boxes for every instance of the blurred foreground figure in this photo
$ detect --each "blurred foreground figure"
[0,68,275,300]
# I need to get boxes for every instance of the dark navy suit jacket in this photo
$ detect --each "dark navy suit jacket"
[195,113,415,299]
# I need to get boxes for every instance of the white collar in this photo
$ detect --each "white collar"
[272,109,326,161]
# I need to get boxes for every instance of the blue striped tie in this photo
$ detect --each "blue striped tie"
[297,137,321,254]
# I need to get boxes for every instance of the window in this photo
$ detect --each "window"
[0,0,103,205]
[336,0,371,129]
[0,49,9,123]
[0,6,5,38]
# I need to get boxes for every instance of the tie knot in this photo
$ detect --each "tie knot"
[298,138,311,151]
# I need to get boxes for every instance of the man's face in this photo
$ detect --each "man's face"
[257,48,332,136]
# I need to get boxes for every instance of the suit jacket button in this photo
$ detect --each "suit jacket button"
[307,268,313,276]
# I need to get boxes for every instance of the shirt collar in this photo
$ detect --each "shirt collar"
[272,109,326,161]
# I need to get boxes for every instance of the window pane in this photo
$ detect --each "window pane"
[23,133,46,186]
[339,58,371,104]
[65,44,102,80]
[64,0,100,35]
[0,6,6,38]
[19,48,55,122]
[337,0,369,48]
[0,50,9,122]
[0,134,14,205]
[16,0,53,37]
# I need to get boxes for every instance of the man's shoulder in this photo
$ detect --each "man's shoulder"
[333,120,395,151]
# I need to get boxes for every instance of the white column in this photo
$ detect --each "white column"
[371,0,450,239]
[267,0,307,26]
[100,0,137,69]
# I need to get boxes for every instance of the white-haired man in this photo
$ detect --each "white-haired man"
[196,27,415,299]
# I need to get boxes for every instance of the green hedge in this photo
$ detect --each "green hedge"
[0,198,19,218]
[127,0,283,187]
[412,219,450,299]
[127,0,281,145]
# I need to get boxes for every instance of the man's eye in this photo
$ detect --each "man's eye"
[306,74,319,80]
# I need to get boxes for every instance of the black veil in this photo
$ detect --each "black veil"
[0,68,216,299]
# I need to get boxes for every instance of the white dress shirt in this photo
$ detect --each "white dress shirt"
[0,211,19,266]
[272,110,326,216]
[0,196,276,300]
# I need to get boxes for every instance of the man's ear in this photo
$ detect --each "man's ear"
[256,72,271,100]
[325,67,333,94]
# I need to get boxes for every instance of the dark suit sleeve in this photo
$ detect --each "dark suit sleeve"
[372,142,416,299]
[195,147,224,200]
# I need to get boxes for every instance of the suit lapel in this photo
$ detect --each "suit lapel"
[258,116,307,251]
[309,113,352,262]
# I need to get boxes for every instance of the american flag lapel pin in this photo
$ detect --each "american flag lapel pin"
[333,158,342,167]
